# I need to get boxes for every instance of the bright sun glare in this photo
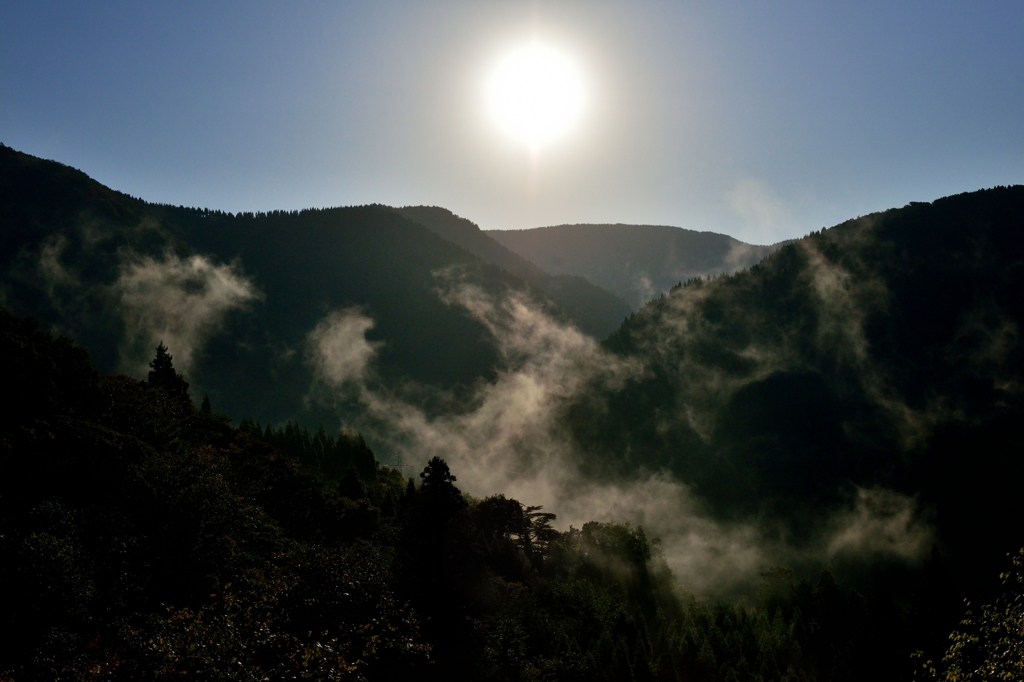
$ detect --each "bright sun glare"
[487,44,584,147]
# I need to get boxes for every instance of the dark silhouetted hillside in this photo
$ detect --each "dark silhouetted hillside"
[1,306,981,681]
[0,143,624,430]
[6,142,1024,679]
[395,206,633,335]
[563,187,1024,594]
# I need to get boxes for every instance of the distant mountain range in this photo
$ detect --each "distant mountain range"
[394,206,632,333]
[489,222,783,308]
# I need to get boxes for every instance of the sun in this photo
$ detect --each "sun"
[487,44,584,147]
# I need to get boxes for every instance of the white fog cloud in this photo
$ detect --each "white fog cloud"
[306,277,934,594]
[826,487,934,564]
[307,308,379,387]
[115,252,260,375]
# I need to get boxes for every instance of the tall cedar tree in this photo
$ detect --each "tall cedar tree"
[147,342,190,402]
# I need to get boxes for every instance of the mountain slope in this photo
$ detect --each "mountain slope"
[395,205,633,335]
[562,187,1024,590]
[6,141,1023,596]
[0,143,593,428]
[489,222,781,308]
[2,303,965,682]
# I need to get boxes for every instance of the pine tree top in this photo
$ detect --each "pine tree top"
[148,342,190,401]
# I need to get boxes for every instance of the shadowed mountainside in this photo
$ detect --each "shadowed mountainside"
[3,305,986,681]
[489,222,782,308]
[0,143,617,429]
[6,140,1024,610]
[395,205,633,334]
[560,187,1024,593]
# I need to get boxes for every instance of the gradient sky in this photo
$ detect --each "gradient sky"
[2,2,1022,243]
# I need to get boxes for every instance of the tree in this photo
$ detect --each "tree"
[918,548,1024,681]
[525,505,558,555]
[148,342,190,402]
[475,495,529,544]
[418,457,466,516]
[402,458,466,565]
[420,456,457,488]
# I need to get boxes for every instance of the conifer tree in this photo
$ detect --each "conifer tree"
[148,342,190,402]
[419,456,465,515]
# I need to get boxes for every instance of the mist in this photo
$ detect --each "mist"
[305,273,934,595]
[114,251,260,375]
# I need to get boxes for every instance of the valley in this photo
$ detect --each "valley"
[2,143,1023,680]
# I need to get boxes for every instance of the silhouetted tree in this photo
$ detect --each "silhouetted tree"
[475,494,529,544]
[148,342,190,402]
[418,456,466,519]
[525,505,558,560]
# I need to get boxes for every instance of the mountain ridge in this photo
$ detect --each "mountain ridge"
[394,205,633,335]
[6,140,1024,596]
[567,185,1024,591]
[0,144,596,428]
[488,221,783,308]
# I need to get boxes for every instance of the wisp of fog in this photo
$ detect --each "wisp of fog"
[305,270,933,595]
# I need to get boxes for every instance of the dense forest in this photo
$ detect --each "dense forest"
[0,143,629,431]
[2,307,1020,680]
[564,188,1024,599]
[3,143,1024,679]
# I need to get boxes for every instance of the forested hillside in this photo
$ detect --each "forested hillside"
[3,306,1016,681]
[567,187,1024,594]
[0,143,628,429]
[4,141,1024,679]
[396,205,633,332]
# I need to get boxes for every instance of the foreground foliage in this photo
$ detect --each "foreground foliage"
[916,549,1024,682]
[1,307,1019,681]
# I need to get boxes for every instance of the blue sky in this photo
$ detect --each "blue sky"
[2,2,1021,243]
